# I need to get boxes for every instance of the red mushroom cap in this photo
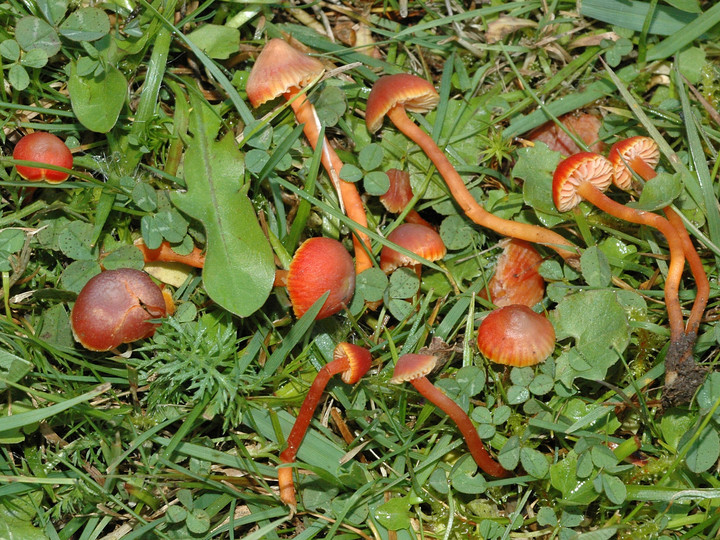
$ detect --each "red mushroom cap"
[476,305,555,367]
[71,268,167,352]
[608,136,660,190]
[552,152,614,212]
[485,239,545,308]
[334,342,373,384]
[287,237,355,319]
[527,112,605,156]
[390,353,438,383]
[13,132,73,183]
[246,38,325,108]
[380,223,446,273]
[365,74,440,134]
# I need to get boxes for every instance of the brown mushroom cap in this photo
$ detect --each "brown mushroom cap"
[380,223,446,273]
[13,132,73,183]
[71,269,167,352]
[477,305,555,367]
[287,237,355,319]
[552,152,614,213]
[246,38,325,108]
[390,353,438,383]
[335,342,373,384]
[608,136,660,190]
[365,74,440,134]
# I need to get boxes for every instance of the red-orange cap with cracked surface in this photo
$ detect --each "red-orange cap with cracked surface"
[287,237,355,319]
[246,38,325,108]
[608,136,660,191]
[365,74,440,133]
[477,305,555,367]
[552,152,614,213]
[390,354,438,383]
[380,223,446,273]
[71,268,167,351]
[13,132,73,183]
[380,169,414,213]
[485,239,545,308]
[334,342,373,384]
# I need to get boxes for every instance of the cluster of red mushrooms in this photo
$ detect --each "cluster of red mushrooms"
[11,37,709,510]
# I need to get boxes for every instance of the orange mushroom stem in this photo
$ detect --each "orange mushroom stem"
[391,353,509,478]
[366,73,578,263]
[278,342,372,507]
[553,152,686,341]
[609,136,709,337]
[246,38,373,274]
[134,239,206,269]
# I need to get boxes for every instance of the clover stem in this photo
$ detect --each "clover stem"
[385,106,578,262]
[284,88,373,273]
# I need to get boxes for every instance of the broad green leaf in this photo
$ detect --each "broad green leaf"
[58,7,110,41]
[0,229,25,253]
[15,16,60,56]
[549,450,599,505]
[515,143,565,223]
[685,426,720,473]
[37,304,74,348]
[186,24,239,60]
[0,40,19,61]
[440,214,477,250]
[68,61,127,133]
[355,267,387,303]
[374,495,415,531]
[358,143,384,171]
[20,48,48,68]
[660,409,696,450]
[364,171,390,196]
[520,447,550,479]
[580,0,699,35]
[0,351,32,391]
[580,245,611,288]
[696,372,720,418]
[388,267,420,299]
[315,85,347,127]
[171,94,274,317]
[631,171,682,211]
[450,457,487,494]
[8,65,29,90]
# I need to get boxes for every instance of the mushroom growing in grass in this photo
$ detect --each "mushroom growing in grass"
[390,353,509,478]
[278,341,372,507]
[552,152,686,342]
[246,38,372,273]
[274,237,355,320]
[484,238,545,308]
[70,268,167,352]
[134,239,206,269]
[476,305,555,367]
[379,222,446,275]
[13,132,73,183]
[380,168,434,228]
[365,73,578,263]
[609,136,709,337]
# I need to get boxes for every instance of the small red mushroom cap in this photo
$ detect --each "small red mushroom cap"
[246,38,325,108]
[334,342,373,384]
[527,112,605,156]
[380,169,415,213]
[380,223,446,273]
[287,237,355,319]
[485,239,545,308]
[71,268,167,352]
[390,354,438,383]
[13,132,73,183]
[477,305,555,367]
[608,136,660,190]
[365,74,440,134]
[552,152,614,212]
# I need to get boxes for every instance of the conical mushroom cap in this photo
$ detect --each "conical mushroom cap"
[390,354,438,383]
[552,152,614,212]
[380,223,446,273]
[246,38,325,107]
[365,74,439,133]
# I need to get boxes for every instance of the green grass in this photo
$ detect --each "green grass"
[0,1,719,539]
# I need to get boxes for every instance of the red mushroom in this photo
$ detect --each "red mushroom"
[70,268,167,351]
[527,112,605,156]
[379,222,447,275]
[476,305,555,367]
[390,353,509,478]
[365,73,578,263]
[246,39,373,273]
[380,168,434,228]
[553,152,686,341]
[274,237,355,320]
[13,132,73,183]
[483,238,545,308]
[278,342,372,507]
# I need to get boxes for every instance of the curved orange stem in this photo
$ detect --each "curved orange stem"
[285,89,373,274]
[577,182,685,340]
[385,106,579,262]
[135,240,205,268]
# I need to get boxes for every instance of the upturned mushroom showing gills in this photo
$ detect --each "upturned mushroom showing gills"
[390,353,509,478]
[379,222,446,274]
[13,132,73,183]
[380,168,434,228]
[70,268,167,352]
[278,342,372,507]
[552,152,686,343]
[477,305,555,367]
[484,238,545,308]
[609,136,709,338]
[246,38,372,273]
[275,237,355,320]
[365,73,578,263]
